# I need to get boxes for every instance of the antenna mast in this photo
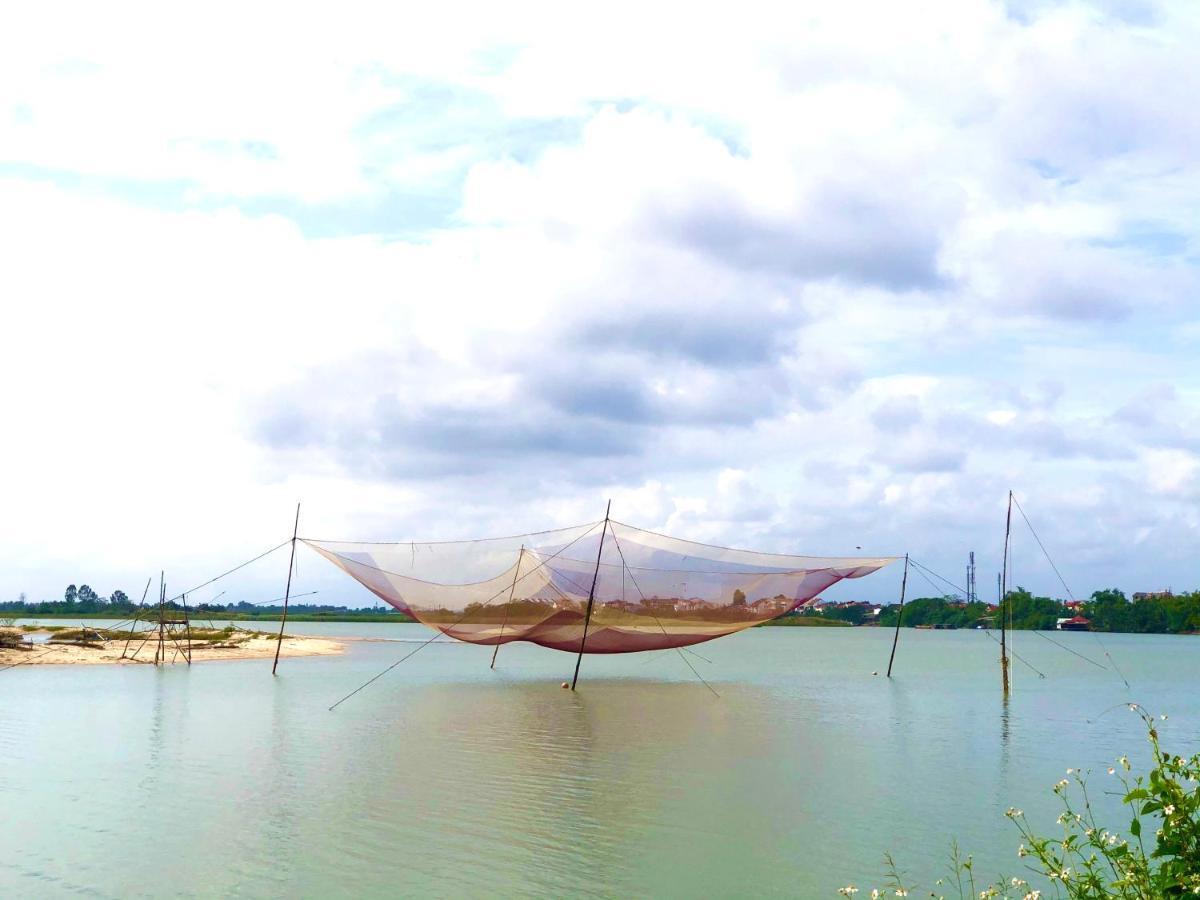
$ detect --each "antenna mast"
[967,551,977,605]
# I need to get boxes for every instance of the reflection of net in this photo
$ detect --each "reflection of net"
[304,521,896,654]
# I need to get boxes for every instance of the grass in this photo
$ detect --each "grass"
[761,615,852,627]
[46,626,291,648]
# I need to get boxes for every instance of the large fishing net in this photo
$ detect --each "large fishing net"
[304,521,895,653]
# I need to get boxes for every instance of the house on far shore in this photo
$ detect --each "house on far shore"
[1132,590,1173,601]
[1056,615,1091,631]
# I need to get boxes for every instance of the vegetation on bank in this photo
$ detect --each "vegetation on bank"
[761,615,852,627]
[7,584,1200,634]
[790,587,1200,635]
[846,707,1200,898]
[1,592,415,623]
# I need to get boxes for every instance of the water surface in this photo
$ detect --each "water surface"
[2,625,1197,897]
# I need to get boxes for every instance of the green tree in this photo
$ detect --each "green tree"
[110,590,129,606]
[64,584,77,605]
[732,589,746,606]
[1001,587,1064,630]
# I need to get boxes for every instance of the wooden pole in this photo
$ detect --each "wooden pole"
[272,503,301,676]
[490,546,523,670]
[886,554,909,677]
[181,592,193,665]
[156,574,165,666]
[1000,491,1012,697]
[571,501,611,691]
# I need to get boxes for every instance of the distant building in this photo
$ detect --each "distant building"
[1132,590,1173,601]
[750,597,793,614]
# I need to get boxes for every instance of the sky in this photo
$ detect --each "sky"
[1,0,1197,606]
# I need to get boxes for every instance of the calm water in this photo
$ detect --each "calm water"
[2,624,1198,898]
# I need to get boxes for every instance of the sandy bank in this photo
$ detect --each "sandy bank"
[0,630,344,667]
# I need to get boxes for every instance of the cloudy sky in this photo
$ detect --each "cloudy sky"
[2,0,1197,606]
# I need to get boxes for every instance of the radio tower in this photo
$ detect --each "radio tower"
[966,551,977,605]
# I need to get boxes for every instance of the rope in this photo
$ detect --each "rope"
[607,519,899,563]
[1011,495,1130,689]
[608,530,720,698]
[905,555,1110,673]
[165,540,292,604]
[907,558,968,599]
[328,522,604,710]
[301,520,604,547]
[0,643,68,672]
[1026,628,1109,671]
[980,628,1045,678]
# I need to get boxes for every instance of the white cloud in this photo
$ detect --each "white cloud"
[1,0,1199,603]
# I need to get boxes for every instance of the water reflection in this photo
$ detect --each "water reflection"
[2,628,1199,897]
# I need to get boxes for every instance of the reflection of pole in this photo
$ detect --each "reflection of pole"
[571,501,611,691]
[1000,491,1012,697]
[272,503,301,676]
[886,554,909,677]
[490,547,523,669]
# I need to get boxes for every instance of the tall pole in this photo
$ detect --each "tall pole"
[1000,490,1012,697]
[571,501,611,691]
[490,546,524,669]
[886,554,909,677]
[272,503,301,676]
[181,592,193,665]
[156,573,165,666]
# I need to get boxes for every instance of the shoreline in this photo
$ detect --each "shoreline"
[0,630,344,667]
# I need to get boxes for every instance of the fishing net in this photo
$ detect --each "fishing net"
[303,521,895,653]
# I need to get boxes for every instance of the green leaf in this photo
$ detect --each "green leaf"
[1130,818,1141,837]
[1124,788,1150,802]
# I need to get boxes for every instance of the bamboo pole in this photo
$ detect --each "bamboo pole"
[272,503,301,676]
[886,554,909,677]
[1000,491,1012,697]
[571,501,611,691]
[490,546,523,670]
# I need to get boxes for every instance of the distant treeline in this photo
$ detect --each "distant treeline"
[801,588,1200,634]
[0,585,413,622]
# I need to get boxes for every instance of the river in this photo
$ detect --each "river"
[1,624,1197,897]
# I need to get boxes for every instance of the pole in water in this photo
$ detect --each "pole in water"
[490,546,523,670]
[886,554,909,677]
[1000,490,1012,697]
[156,572,165,666]
[272,503,301,676]
[571,501,611,691]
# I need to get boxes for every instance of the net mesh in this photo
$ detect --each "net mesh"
[303,520,896,654]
